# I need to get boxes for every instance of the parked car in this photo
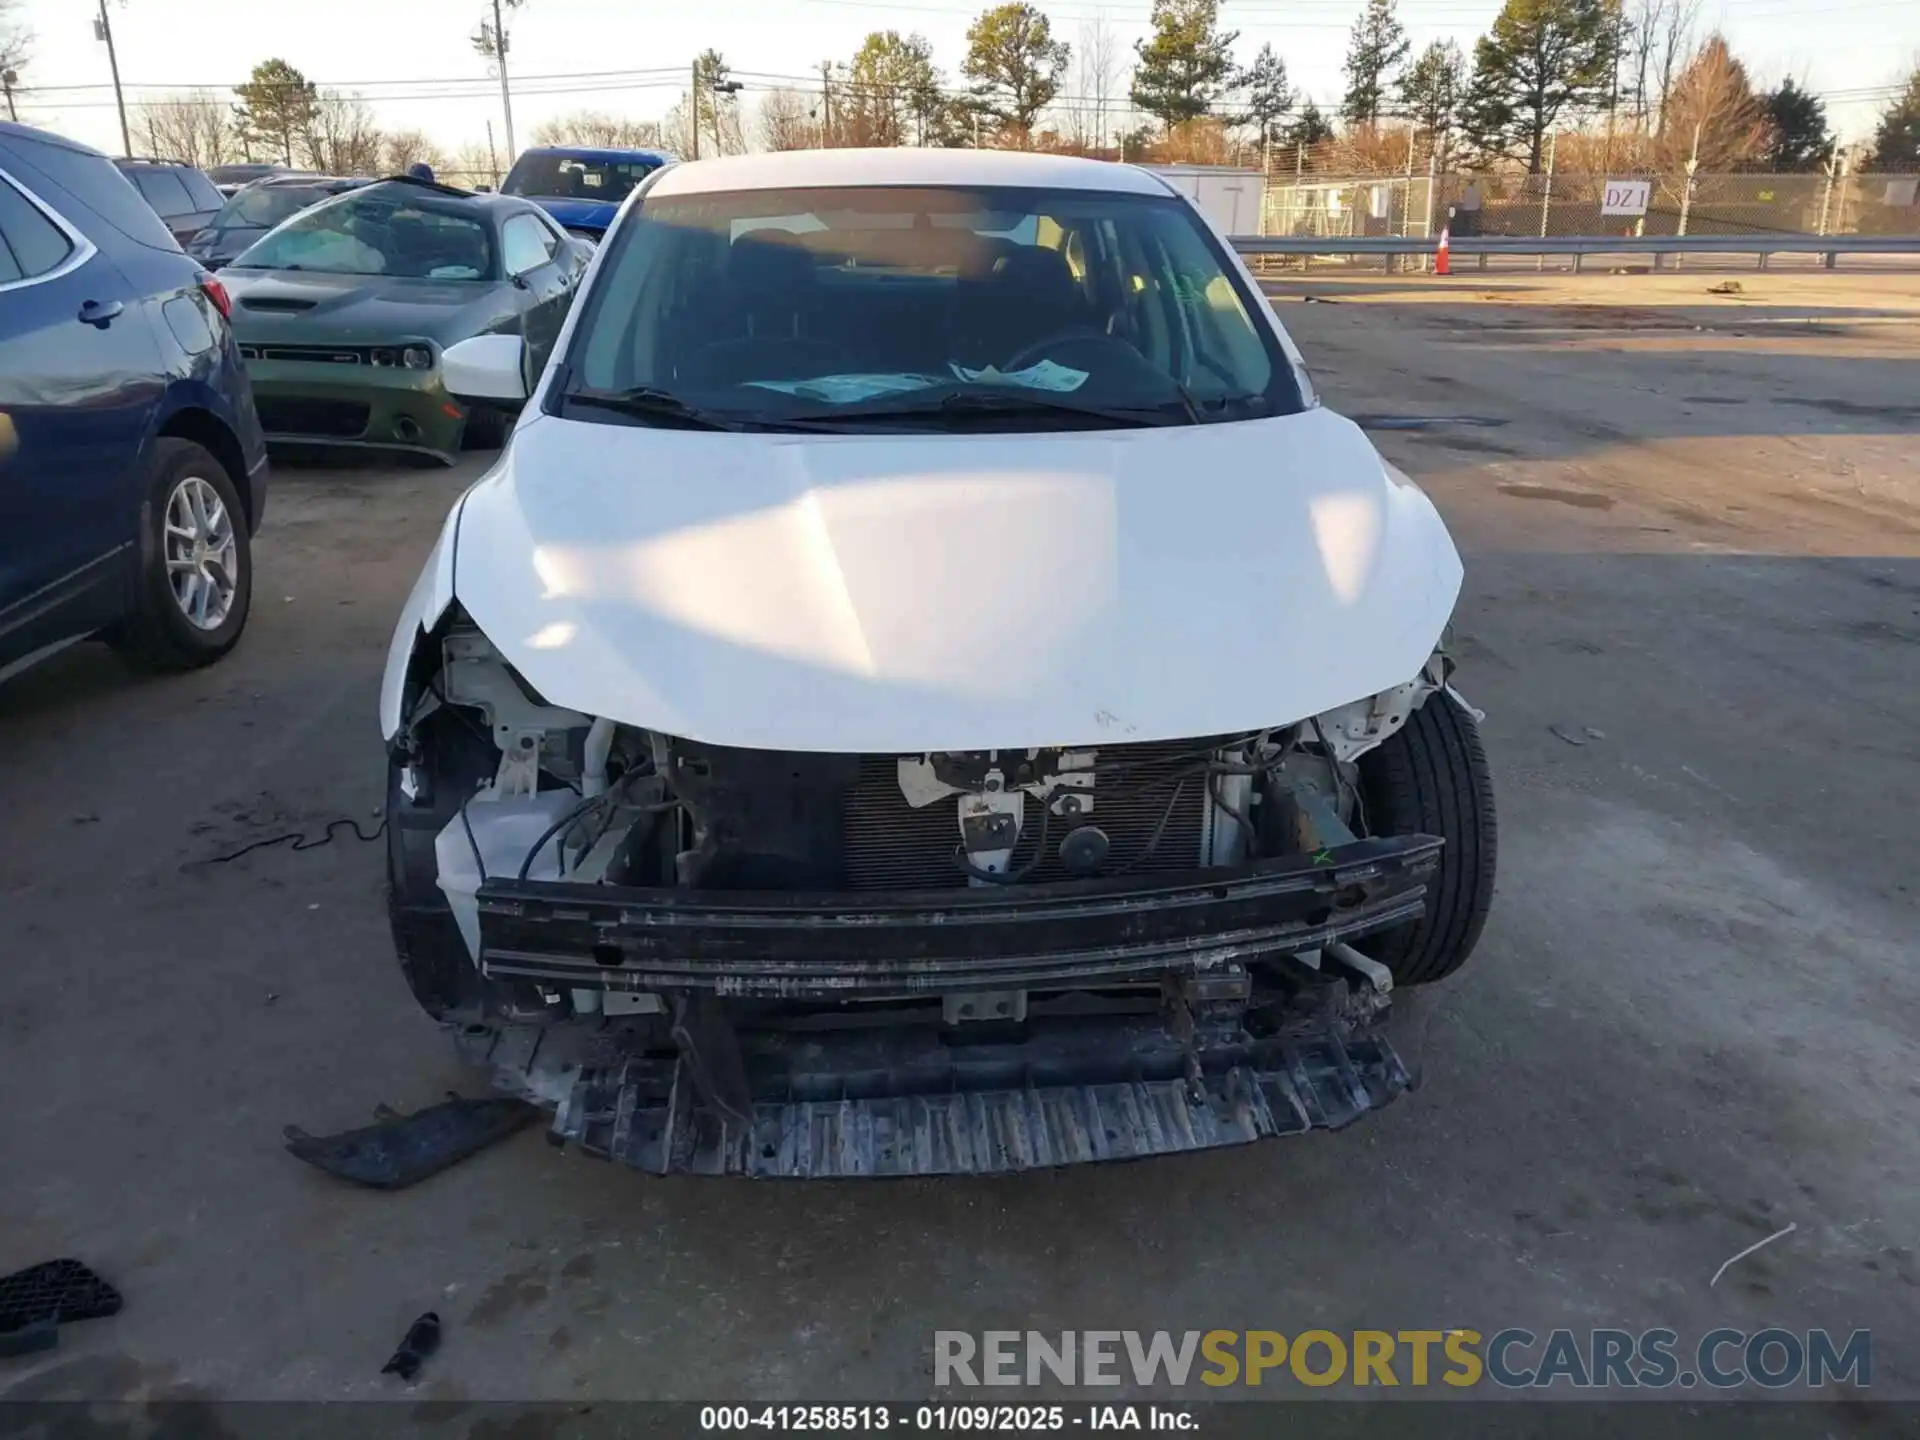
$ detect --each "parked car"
[186,173,371,270]
[207,161,291,197]
[113,157,224,246]
[0,122,267,682]
[500,144,672,240]
[220,176,590,463]
[378,149,1498,1178]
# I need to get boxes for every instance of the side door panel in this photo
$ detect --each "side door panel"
[0,169,159,658]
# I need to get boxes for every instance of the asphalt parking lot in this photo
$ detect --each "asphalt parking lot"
[3,272,1917,1408]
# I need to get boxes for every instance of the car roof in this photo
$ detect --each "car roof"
[647,148,1178,200]
[521,144,675,164]
[0,120,106,158]
[255,173,366,188]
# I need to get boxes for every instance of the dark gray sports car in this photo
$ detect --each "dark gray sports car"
[221,177,590,461]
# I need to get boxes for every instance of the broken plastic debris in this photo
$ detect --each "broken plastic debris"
[0,1259,122,1357]
[1548,724,1587,746]
[285,1095,538,1190]
[382,1311,442,1381]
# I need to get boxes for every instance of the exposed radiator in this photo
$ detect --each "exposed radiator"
[842,742,1213,892]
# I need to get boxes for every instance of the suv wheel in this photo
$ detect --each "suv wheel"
[111,438,253,671]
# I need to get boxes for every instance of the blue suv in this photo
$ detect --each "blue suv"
[0,122,267,683]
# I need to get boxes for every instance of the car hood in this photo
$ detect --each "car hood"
[222,271,508,345]
[526,195,616,231]
[428,405,1464,754]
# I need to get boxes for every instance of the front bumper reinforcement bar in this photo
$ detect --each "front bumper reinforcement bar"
[473,834,1441,999]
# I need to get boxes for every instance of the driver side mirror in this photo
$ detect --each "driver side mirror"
[443,334,527,405]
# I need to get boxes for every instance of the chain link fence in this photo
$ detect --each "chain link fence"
[1257,148,1920,270]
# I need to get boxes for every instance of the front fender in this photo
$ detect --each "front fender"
[380,493,470,741]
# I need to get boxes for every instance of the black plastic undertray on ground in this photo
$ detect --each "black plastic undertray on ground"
[0,1260,122,1357]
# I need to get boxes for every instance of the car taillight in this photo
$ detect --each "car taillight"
[199,273,232,320]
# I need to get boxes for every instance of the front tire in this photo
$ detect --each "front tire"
[112,439,253,672]
[386,743,487,1022]
[1356,690,1498,986]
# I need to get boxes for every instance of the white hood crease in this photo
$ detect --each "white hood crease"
[385,406,1462,753]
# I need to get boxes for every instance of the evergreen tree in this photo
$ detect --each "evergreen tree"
[1342,0,1410,126]
[1760,78,1830,171]
[1869,66,1920,169]
[1130,0,1239,128]
[232,59,318,166]
[1458,0,1616,172]
[1234,43,1295,145]
[1399,39,1466,139]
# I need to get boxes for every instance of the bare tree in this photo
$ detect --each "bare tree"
[1,0,31,82]
[663,90,745,157]
[758,88,819,151]
[383,129,448,173]
[302,91,385,176]
[531,111,662,148]
[137,90,235,168]
[1066,15,1123,148]
[449,141,500,189]
[1651,0,1697,134]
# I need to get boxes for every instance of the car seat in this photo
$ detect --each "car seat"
[956,245,1090,368]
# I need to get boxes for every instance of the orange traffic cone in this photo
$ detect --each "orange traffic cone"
[1435,227,1451,276]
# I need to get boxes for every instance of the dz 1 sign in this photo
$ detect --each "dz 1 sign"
[1602,179,1651,216]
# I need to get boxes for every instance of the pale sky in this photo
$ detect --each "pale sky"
[7,0,1914,161]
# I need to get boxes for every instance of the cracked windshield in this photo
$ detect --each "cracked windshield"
[566,184,1303,427]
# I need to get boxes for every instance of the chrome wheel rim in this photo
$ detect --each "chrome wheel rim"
[164,476,238,631]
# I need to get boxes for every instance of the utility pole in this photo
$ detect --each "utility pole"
[93,0,131,158]
[486,118,499,188]
[491,0,516,160]
[2,69,17,123]
[689,59,700,160]
[818,60,834,148]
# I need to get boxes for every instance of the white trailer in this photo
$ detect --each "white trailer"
[1143,164,1267,237]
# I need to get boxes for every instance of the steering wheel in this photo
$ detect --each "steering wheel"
[1001,328,1138,373]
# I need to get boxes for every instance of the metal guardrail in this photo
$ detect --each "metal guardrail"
[1230,233,1920,271]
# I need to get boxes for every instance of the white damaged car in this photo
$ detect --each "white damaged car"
[378,149,1496,1178]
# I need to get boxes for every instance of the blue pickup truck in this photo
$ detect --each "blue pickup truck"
[499,145,673,241]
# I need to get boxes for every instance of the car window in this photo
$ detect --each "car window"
[565,183,1294,429]
[132,169,195,218]
[216,184,327,229]
[503,153,659,205]
[181,171,224,211]
[229,188,497,279]
[3,134,179,251]
[0,174,76,283]
[501,213,556,275]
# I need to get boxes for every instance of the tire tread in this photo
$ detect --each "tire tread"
[1357,692,1498,985]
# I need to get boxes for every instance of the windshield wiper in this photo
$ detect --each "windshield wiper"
[564,386,755,432]
[795,389,1194,430]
